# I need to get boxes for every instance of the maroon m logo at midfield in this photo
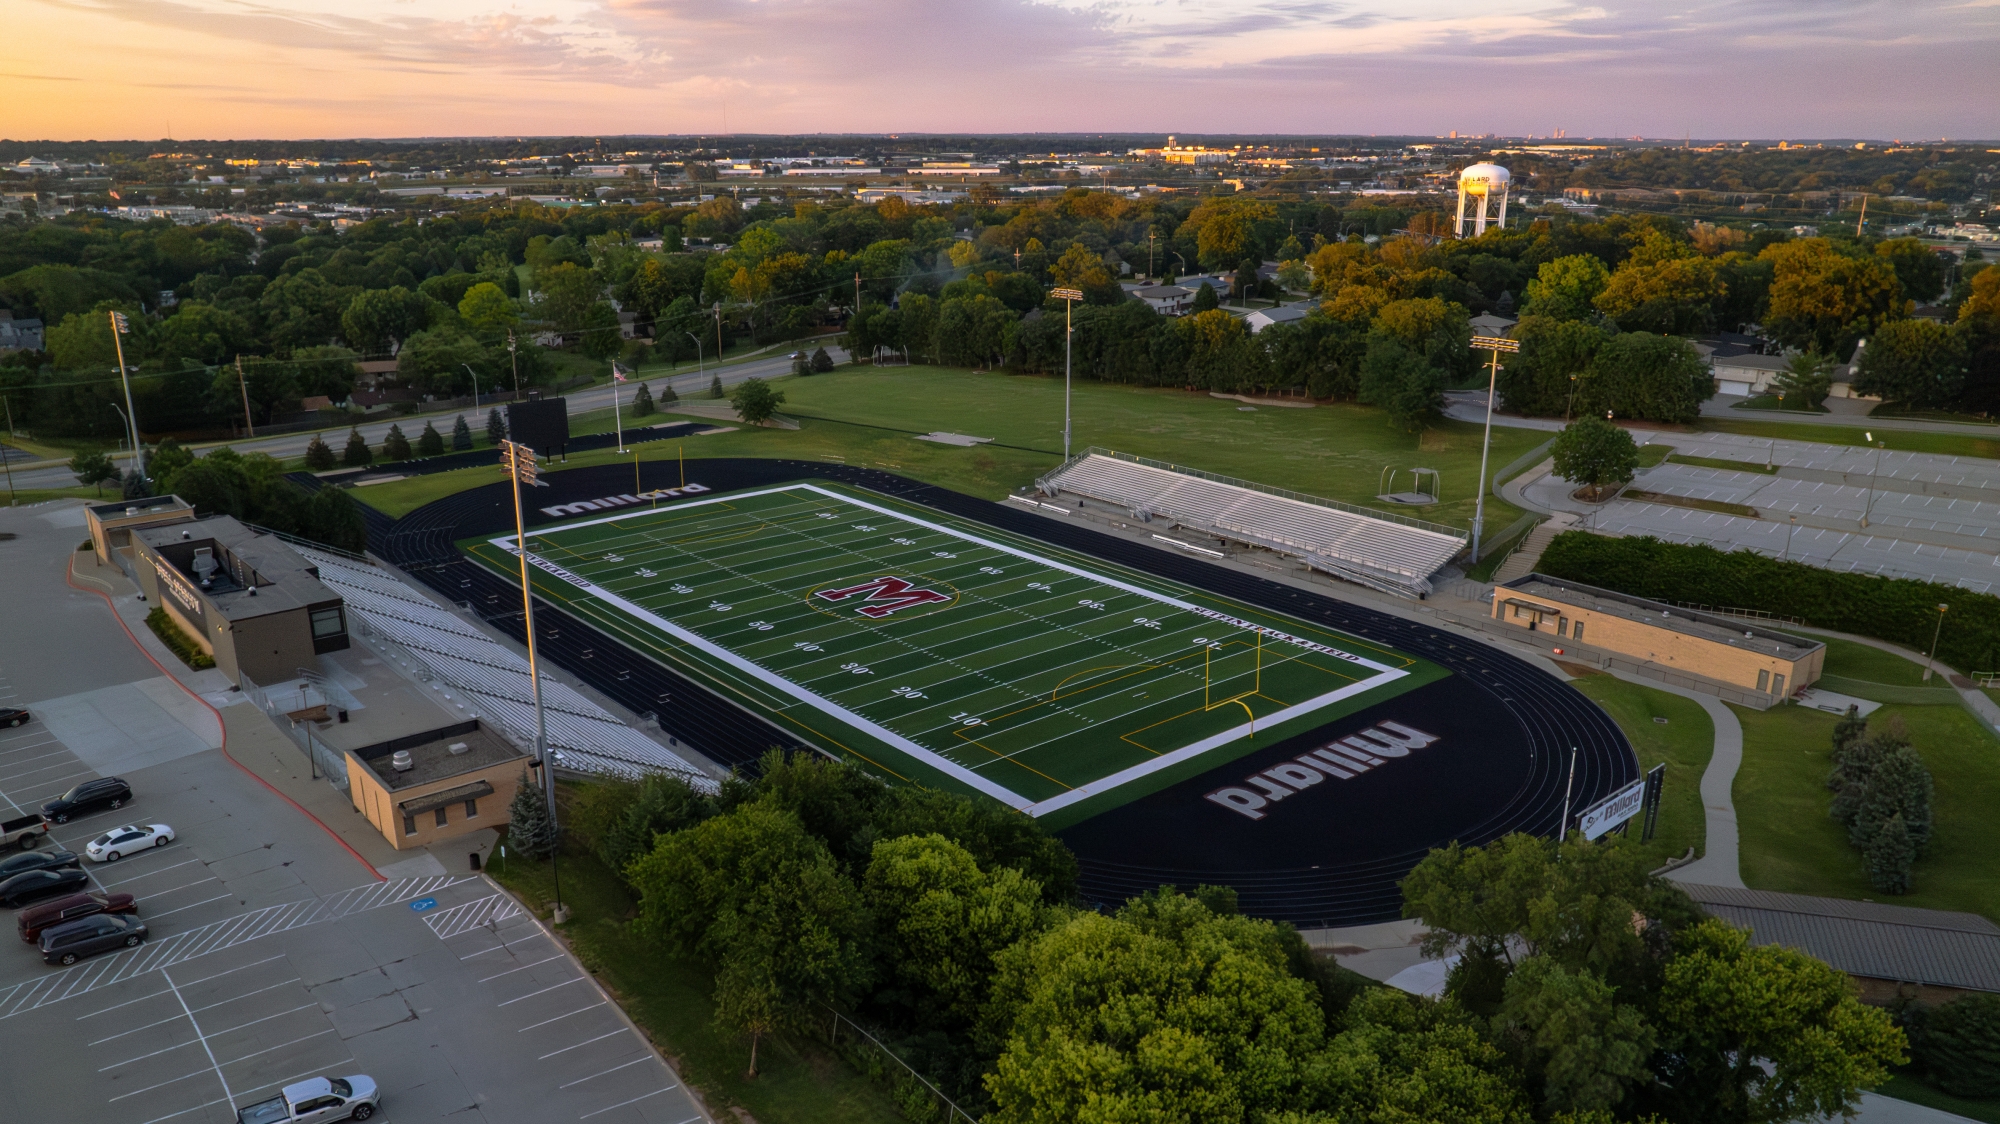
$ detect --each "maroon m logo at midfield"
[815,576,951,618]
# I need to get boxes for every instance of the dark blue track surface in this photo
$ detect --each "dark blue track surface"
[356,458,1635,927]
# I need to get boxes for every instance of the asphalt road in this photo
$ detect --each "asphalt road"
[12,345,847,493]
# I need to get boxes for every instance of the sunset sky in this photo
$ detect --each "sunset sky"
[8,0,1998,141]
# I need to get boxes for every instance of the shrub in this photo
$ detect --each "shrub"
[630,382,655,416]
[381,423,411,461]
[416,421,445,457]
[341,427,372,467]
[506,770,557,859]
[303,434,336,471]
[1918,994,2000,1098]
[451,414,473,450]
[486,407,507,446]
[145,607,215,670]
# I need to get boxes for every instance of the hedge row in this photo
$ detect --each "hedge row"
[1535,532,2000,676]
[145,607,216,671]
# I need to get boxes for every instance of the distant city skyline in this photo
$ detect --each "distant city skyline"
[6,0,1998,142]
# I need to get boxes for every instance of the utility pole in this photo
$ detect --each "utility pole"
[235,355,256,438]
[1052,288,1083,460]
[713,302,724,365]
[462,364,482,409]
[109,311,141,479]
[1468,335,1520,562]
[1855,194,1869,239]
[1558,746,1578,842]
[506,330,519,395]
[500,438,563,922]
[1924,603,1948,682]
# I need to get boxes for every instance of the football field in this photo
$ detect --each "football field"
[464,482,1443,822]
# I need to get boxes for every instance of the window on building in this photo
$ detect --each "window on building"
[1573,621,1584,643]
[464,798,479,818]
[434,807,449,827]
[1757,669,1771,692]
[310,606,345,639]
[402,813,416,836]
[1558,617,1569,637]
[1773,673,1786,696]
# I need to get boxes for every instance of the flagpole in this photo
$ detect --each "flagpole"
[612,364,626,453]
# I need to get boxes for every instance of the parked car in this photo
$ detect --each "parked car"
[0,866,91,908]
[0,706,29,728]
[17,891,137,943]
[236,1075,379,1123]
[40,777,132,824]
[86,824,174,862]
[1,812,47,851]
[0,849,80,881]
[39,912,146,965]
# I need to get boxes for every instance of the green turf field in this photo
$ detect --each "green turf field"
[465,482,1444,825]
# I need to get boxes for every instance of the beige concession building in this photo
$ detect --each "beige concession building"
[1494,573,1823,706]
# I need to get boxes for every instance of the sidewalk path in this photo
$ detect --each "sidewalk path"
[1601,668,1746,889]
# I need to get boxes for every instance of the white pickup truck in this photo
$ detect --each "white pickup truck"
[236,1075,379,1123]
[1,813,48,851]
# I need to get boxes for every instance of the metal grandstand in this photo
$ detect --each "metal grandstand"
[1037,449,1469,599]
[294,544,716,790]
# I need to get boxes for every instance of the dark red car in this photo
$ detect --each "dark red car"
[17,891,138,943]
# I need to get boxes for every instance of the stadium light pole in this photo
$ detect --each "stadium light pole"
[501,438,563,921]
[1558,745,1578,843]
[109,311,142,478]
[1924,603,1948,682]
[506,330,519,396]
[1468,335,1520,564]
[1861,432,1885,528]
[1052,288,1084,461]
[687,331,705,395]
[462,363,481,409]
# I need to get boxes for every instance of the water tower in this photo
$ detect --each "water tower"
[1455,163,1511,237]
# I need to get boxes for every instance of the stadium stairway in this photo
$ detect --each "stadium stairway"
[1491,512,1581,584]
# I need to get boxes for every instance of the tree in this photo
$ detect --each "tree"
[709,374,725,399]
[70,450,118,495]
[533,262,602,332]
[416,421,445,457]
[659,380,679,405]
[1864,813,1916,895]
[731,377,784,424]
[1650,919,1904,1123]
[451,414,473,451]
[1770,352,1833,409]
[630,382,655,417]
[1500,316,1608,416]
[485,408,506,446]
[1525,254,1612,322]
[1358,337,1444,433]
[341,427,372,467]
[1855,318,1967,408]
[578,301,623,361]
[381,423,411,461]
[299,485,367,553]
[1584,332,1714,424]
[1501,955,1655,1115]
[810,346,834,373]
[864,834,1047,1031]
[340,286,427,355]
[303,434,336,471]
[1552,416,1640,500]
[1323,987,1534,1124]
[121,468,151,500]
[1761,239,1904,357]
[457,281,520,333]
[1595,256,1724,336]
[506,769,557,859]
[1191,281,1220,313]
[1275,259,1311,294]
[1876,238,1947,305]
[1915,993,2000,1098]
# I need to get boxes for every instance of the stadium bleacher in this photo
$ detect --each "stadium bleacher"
[296,545,716,790]
[1037,450,1467,598]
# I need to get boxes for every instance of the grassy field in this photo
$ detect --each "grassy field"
[1560,667,1715,869]
[486,843,904,1124]
[1877,1075,2000,1124]
[355,367,1539,534]
[1733,700,2000,922]
[1820,636,1934,687]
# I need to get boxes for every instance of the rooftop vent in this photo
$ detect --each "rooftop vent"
[390,749,413,772]
[447,742,469,755]
[126,506,138,517]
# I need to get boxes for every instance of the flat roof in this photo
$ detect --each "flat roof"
[1504,574,1821,662]
[90,496,192,520]
[135,516,342,620]
[354,721,527,793]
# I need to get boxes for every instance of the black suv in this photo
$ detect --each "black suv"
[41,777,131,824]
[0,867,90,908]
[40,912,147,965]
[0,849,80,881]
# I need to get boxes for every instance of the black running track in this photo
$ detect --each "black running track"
[352,457,1635,928]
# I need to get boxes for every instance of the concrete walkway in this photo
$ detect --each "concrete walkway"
[1794,625,2000,737]
[1614,668,1747,888]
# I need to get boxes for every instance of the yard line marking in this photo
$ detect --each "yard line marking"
[540,1028,630,1059]
[558,1054,651,1087]
[517,1002,607,1031]
[579,1086,679,1118]
[480,953,566,982]
[498,975,588,1005]
[152,966,232,1107]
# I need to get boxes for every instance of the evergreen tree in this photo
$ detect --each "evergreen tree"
[486,408,507,446]
[382,423,411,461]
[1865,813,1915,894]
[659,380,679,404]
[631,382,656,416]
[1192,281,1220,312]
[121,468,151,499]
[709,374,725,399]
[416,421,445,457]
[451,414,473,450]
[810,346,834,373]
[303,434,336,471]
[341,427,373,467]
[507,769,558,859]
[792,351,810,376]
[1919,993,2000,1098]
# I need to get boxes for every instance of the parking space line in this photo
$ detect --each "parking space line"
[517,1002,607,1032]
[146,893,237,920]
[78,985,175,1021]
[458,926,551,959]
[579,1087,679,1118]
[90,978,305,1044]
[558,1055,652,1088]
[101,1001,322,1072]
[499,976,587,1006]
[99,855,202,886]
[0,759,90,784]
[215,1026,338,1069]
[175,953,290,991]
[540,1028,631,1060]
[0,748,76,771]
[106,968,235,1106]
[138,876,221,901]
[480,954,566,982]
[134,1062,343,1124]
